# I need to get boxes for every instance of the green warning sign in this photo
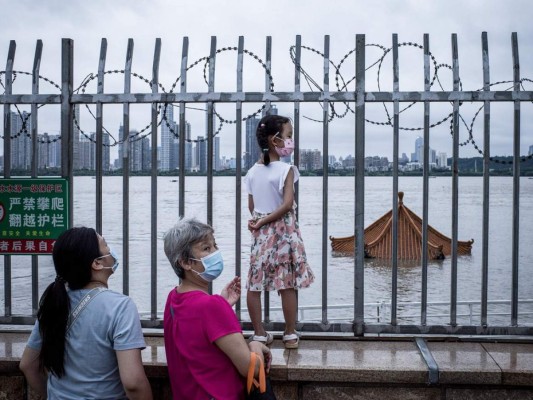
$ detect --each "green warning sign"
[0,178,69,254]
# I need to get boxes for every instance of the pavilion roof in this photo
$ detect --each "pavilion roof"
[329,192,474,260]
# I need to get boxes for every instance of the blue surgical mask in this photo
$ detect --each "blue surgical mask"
[190,250,224,282]
[99,248,120,273]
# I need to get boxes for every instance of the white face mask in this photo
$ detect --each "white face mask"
[98,248,120,273]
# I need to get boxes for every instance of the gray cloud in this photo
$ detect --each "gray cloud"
[1,0,532,160]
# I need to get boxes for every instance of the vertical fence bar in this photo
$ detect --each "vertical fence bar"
[31,40,43,315]
[450,34,460,326]
[122,38,133,295]
[150,38,161,321]
[293,35,301,326]
[95,39,107,234]
[31,41,42,178]
[235,36,244,319]
[354,34,366,336]
[511,32,520,325]
[481,32,490,326]
[3,41,15,317]
[293,35,301,206]
[391,34,399,326]
[321,35,330,325]
[178,37,189,218]
[263,36,272,324]
[61,39,74,227]
[207,36,216,226]
[421,34,430,325]
[206,36,216,295]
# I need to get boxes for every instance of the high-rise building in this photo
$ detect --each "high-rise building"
[118,127,151,172]
[78,134,94,170]
[161,105,176,171]
[77,132,110,171]
[529,145,533,156]
[411,136,424,163]
[117,125,126,170]
[437,152,448,168]
[214,136,221,171]
[412,136,437,165]
[129,131,151,172]
[48,135,61,168]
[37,133,50,169]
[245,116,260,169]
[10,111,31,170]
[184,122,193,171]
[300,149,322,171]
[399,153,409,165]
[73,105,81,169]
[196,136,208,173]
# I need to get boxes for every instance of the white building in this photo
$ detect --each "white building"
[437,152,448,169]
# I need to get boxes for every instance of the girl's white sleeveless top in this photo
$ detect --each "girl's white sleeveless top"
[244,161,300,214]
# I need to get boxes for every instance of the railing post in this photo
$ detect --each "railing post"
[3,40,15,318]
[391,33,399,326]
[450,34,460,327]
[421,34,431,326]
[122,38,134,295]
[95,38,107,234]
[511,32,520,326]
[235,36,244,319]
[481,32,490,327]
[178,37,189,218]
[150,38,162,322]
[31,39,43,316]
[321,34,330,327]
[60,39,74,228]
[354,34,365,336]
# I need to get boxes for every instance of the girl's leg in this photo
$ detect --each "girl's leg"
[280,288,297,342]
[247,290,266,336]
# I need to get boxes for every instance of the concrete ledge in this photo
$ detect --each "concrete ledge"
[1,332,533,399]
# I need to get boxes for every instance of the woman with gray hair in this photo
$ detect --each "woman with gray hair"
[163,218,271,400]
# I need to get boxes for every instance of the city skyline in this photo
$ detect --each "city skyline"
[3,109,460,172]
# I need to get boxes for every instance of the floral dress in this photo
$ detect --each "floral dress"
[247,206,315,291]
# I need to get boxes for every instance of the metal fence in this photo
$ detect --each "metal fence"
[1,34,533,335]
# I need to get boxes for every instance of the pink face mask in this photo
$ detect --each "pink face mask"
[274,134,295,157]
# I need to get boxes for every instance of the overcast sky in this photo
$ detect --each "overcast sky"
[1,0,532,161]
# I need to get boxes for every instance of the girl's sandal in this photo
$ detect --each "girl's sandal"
[248,332,274,346]
[282,333,299,349]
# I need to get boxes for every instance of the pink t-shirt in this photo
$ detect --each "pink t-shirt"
[164,289,244,400]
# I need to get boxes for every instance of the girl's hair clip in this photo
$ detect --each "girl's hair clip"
[260,123,266,127]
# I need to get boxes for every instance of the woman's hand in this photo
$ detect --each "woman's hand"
[221,276,241,306]
[248,341,272,374]
[248,218,264,232]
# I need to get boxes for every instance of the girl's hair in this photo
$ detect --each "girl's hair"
[37,226,100,377]
[256,114,291,166]
[163,218,214,278]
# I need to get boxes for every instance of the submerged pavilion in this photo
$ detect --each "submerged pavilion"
[329,192,474,260]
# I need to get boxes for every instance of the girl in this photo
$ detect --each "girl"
[244,114,315,349]
[19,227,152,400]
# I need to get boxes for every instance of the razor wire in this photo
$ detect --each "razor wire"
[1,40,533,163]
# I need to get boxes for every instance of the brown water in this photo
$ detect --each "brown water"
[2,176,532,327]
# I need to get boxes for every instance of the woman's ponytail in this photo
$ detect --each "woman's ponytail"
[37,278,70,377]
[37,227,100,377]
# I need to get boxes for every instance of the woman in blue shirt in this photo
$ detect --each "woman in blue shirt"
[19,227,152,400]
